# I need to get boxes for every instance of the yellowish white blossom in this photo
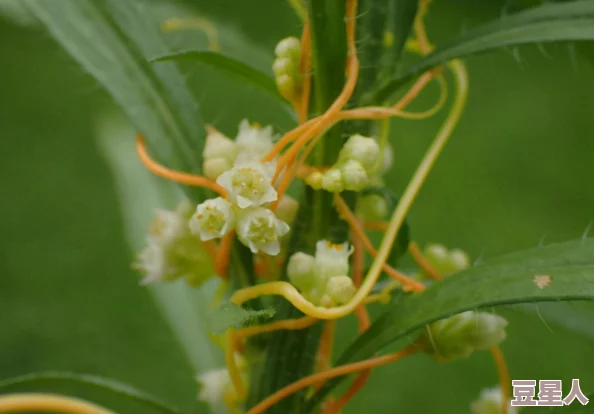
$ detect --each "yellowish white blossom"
[189,197,235,241]
[217,160,277,209]
[236,207,290,255]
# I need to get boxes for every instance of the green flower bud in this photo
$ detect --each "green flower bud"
[421,244,470,278]
[275,195,299,225]
[203,157,233,180]
[340,159,369,191]
[321,168,344,192]
[326,275,356,304]
[274,36,301,62]
[287,252,315,292]
[306,171,324,189]
[339,134,380,171]
[356,194,388,221]
[272,57,296,78]
[203,129,237,161]
[418,311,508,361]
[275,73,296,101]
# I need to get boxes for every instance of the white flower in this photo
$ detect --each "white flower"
[471,386,518,414]
[147,208,187,245]
[313,240,353,280]
[196,368,231,407]
[189,197,235,241]
[135,243,172,285]
[236,207,290,255]
[216,160,277,209]
[234,119,275,161]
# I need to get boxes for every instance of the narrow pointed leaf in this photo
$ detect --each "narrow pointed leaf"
[25,0,205,202]
[375,0,594,101]
[308,238,594,407]
[0,372,179,414]
[153,50,288,105]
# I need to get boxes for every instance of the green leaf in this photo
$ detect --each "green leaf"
[25,0,205,202]
[374,0,594,102]
[307,238,594,408]
[382,0,419,69]
[0,372,179,414]
[209,302,276,334]
[152,50,288,105]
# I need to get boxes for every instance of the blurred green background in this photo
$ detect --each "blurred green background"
[1,0,593,413]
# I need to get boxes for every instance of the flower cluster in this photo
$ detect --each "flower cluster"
[415,243,470,281]
[196,354,247,409]
[191,120,294,256]
[287,240,357,307]
[306,134,382,192]
[417,311,508,361]
[134,200,215,287]
[272,36,302,102]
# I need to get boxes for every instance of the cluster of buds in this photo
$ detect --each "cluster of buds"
[415,243,470,281]
[134,201,215,287]
[192,120,297,256]
[287,240,357,307]
[272,37,302,102]
[417,311,508,362]
[471,387,518,414]
[306,134,381,192]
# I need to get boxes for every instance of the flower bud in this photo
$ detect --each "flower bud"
[471,387,518,414]
[217,161,278,209]
[313,240,352,281]
[203,129,237,161]
[287,252,315,292]
[203,157,233,180]
[418,311,508,361]
[306,171,324,189]
[272,57,296,78]
[340,159,368,191]
[189,197,235,241]
[236,207,290,255]
[339,134,380,171]
[319,294,336,308]
[321,168,344,192]
[234,119,275,162]
[275,73,296,101]
[422,244,470,277]
[326,275,356,304]
[274,36,301,62]
[275,195,299,224]
[356,194,388,221]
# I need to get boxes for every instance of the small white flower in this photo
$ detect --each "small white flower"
[216,160,277,209]
[314,240,353,280]
[196,368,231,407]
[471,386,518,414]
[236,207,290,255]
[147,208,186,245]
[189,197,235,241]
[234,119,275,161]
[136,243,172,285]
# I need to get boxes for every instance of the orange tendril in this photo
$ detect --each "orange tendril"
[246,345,418,414]
[491,346,511,414]
[215,232,235,280]
[135,134,227,197]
